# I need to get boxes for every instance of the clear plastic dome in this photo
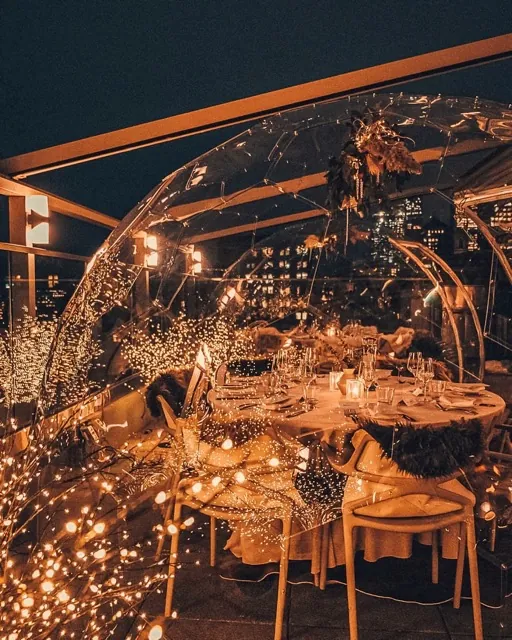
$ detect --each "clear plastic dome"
[41,93,512,415]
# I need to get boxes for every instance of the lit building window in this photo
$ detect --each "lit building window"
[48,275,59,288]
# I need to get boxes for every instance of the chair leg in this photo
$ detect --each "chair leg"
[489,517,497,553]
[320,522,329,591]
[465,511,483,640]
[164,501,182,617]
[453,521,466,609]
[311,524,321,587]
[274,515,292,640]
[343,517,358,640]
[155,498,174,561]
[431,530,439,584]
[210,516,217,567]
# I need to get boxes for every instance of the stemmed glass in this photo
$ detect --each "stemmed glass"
[358,361,376,408]
[271,350,287,393]
[417,357,435,403]
[407,352,423,388]
[299,357,317,409]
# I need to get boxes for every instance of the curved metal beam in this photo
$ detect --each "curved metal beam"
[389,238,464,382]
[398,239,485,381]
[457,202,512,285]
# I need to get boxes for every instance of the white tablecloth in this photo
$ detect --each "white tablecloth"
[211,377,505,569]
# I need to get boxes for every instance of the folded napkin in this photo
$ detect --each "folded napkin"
[399,394,422,407]
[216,387,258,400]
[446,382,487,395]
[437,395,475,410]
[261,396,295,411]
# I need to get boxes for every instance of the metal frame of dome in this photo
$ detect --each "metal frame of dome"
[39,93,512,414]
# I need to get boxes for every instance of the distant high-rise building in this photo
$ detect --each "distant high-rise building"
[454,209,480,252]
[422,217,451,256]
[490,200,512,255]
[240,243,313,318]
[36,275,69,320]
[371,196,423,275]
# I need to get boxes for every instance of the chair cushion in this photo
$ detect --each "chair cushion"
[183,468,300,512]
[345,477,474,519]
[353,493,463,518]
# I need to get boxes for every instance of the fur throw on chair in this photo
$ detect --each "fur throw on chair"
[145,369,192,418]
[361,419,484,478]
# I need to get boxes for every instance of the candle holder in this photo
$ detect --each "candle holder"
[346,378,364,401]
[329,371,343,391]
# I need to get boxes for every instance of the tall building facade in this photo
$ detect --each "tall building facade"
[371,196,423,275]
[490,199,512,256]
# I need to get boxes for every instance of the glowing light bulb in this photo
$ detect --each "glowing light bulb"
[191,482,202,494]
[167,523,178,535]
[41,580,54,593]
[148,625,163,640]
[211,476,221,487]
[234,471,246,484]
[93,522,105,534]
[57,590,69,603]
[21,596,34,608]
[65,521,77,533]
[221,438,233,450]
[268,457,280,467]
[93,549,106,560]
[183,517,194,527]
[155,491,167,504]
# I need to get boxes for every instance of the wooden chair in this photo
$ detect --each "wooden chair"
[327,429,483,640]
[214,362,228,387]
[160,394,297,640]
[182,344,212,416]
[154,349,212,560]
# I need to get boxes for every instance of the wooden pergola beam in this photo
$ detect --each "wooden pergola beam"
[0,241,89,262]
[2,33,511,179]
[0,174,118,228]
[172,136,504,224]
[188,182,453,245]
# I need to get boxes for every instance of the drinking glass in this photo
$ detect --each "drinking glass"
[417,358,434,402]
[407,352,423,387]
[358,361,376,407]
[429,379,447,399]
[300,359,316,408]
[376,386,395,414]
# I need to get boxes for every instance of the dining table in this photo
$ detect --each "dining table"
[209,373,506,574]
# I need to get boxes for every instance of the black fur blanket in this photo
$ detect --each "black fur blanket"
[361,419,484,478]
[145,369,192,418]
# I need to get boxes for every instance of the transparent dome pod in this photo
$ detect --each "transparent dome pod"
[39,93,512,416]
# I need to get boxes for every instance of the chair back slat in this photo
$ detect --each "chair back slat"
[328,429,475,516]
[183,344,212,416]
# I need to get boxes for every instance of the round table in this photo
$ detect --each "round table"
[212,376,505,435]
[210,376,506,571]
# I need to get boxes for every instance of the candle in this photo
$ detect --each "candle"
[329,371,343,391]
[346,379,364,400]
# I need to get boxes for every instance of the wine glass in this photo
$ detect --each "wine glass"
[272,350,286,394]
[417,357,435,402]
[358,361,376,408]
[407,352,423,387]
[299,356,316,408]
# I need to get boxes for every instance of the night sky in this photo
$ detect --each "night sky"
[1,0,511,255]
